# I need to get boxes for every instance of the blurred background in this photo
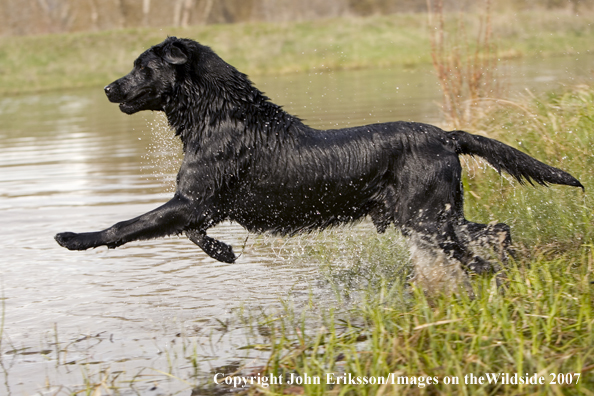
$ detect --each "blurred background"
[1,0,589,36]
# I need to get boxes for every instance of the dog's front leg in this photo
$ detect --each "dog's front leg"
[185,230,236,263]
[55,194,193,250]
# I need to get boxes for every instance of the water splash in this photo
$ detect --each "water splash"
[140,113,182,192]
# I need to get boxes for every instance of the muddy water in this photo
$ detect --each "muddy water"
[0,56,592,394]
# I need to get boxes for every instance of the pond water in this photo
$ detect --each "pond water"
[0,54,592,395]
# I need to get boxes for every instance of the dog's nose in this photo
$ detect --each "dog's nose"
[104,83,121,103]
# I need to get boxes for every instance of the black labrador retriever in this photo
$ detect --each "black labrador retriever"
[55,37,582,283]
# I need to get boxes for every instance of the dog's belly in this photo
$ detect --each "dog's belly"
[228,183,378,235]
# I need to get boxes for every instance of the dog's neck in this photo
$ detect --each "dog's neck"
[164,74,300,153]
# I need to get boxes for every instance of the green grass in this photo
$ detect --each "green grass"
[466,86,594,255]
[232,252,593,395]
[202,84,594,395]
[1,10,594,94]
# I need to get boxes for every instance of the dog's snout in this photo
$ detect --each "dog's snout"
[104,82,121,103]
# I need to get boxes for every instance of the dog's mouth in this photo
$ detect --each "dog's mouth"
[118,88,155,114]
[119,100,141,114]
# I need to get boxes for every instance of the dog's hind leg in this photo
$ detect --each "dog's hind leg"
[403,220,476,295]
[186,230,236,263]
[391,151,484,294]
[455,221,514,288]
[456,221,513,268]
[370,191,472,293]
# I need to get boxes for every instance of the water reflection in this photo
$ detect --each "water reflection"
[0,54,592,394]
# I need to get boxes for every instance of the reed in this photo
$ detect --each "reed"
[428,0,505,128]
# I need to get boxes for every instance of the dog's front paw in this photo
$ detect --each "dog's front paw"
[55,232,96,250]
[210,242,237,264]
[186,231,237,263]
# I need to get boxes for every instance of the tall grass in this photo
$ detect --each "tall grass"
[224,242,594,395]
[465,85,594,255]
[428,0,504,128]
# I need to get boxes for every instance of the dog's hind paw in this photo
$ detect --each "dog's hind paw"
[465,256,496,275]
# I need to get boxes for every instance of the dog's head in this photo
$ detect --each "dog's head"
[104,37,192,115]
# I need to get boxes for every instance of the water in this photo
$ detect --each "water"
[0,55,592,395]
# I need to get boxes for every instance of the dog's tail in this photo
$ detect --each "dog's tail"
[447,130,583,190]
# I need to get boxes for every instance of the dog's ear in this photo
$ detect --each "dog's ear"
[163,42,188,65]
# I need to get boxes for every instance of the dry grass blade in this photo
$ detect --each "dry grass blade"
[427,0,504,128]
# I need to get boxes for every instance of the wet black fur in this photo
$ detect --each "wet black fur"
[55,37,583,271]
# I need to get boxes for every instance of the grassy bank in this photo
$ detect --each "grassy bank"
[1,10,594,94]
[204,84,594,395]
[232,252,593,395]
